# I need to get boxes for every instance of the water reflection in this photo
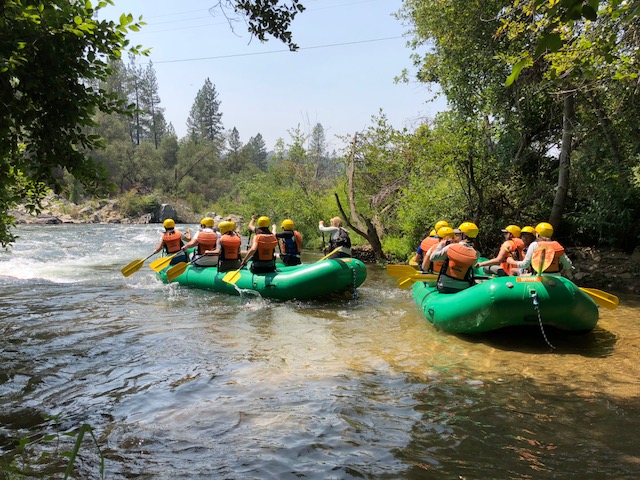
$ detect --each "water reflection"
[1,225,639,479]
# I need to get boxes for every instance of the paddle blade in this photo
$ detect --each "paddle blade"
[580,287,619,310]
[396,273,438,289]
[397,277,415,289]
[150,254,176,272]
[386,264,420,277]
[316,247,341,263]
[222,269,242,285]
[165,262,188,282]
[121,259,144,277]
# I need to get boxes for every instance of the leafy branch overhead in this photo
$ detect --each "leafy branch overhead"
[501,0,639,86]
[218,0,306,51]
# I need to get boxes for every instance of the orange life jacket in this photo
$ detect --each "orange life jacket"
[255,233,278,261]
[420,236,439,253]
[500,238,525,276]
[220,233,241,260]
[442,243,477,281]
[196,231,218,254]
[425,243,445,273]
[162,230,183,254]
[536,240,564,273]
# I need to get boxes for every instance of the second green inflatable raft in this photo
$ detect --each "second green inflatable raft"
[412,274,599,334]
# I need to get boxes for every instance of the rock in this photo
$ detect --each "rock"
[138,213,152,224]
[157,204,177,222]
[573,272,588,281]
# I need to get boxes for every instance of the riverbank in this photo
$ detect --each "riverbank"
[9,194,640,294]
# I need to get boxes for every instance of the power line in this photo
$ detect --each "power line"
[147,35,404,64]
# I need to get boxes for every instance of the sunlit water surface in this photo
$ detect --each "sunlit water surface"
[1,224,639,479]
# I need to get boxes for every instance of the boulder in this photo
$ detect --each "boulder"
[157,204,178,223]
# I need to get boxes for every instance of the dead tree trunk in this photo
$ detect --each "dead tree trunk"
[333,133,386,261]
[550,92,575,229]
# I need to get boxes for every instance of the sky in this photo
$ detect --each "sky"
[104,0,446,151]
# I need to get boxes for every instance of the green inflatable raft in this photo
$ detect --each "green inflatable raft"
[156,257,367,300]
[412,274,599,334]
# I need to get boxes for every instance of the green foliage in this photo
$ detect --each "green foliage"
[0,0,145,246]
[0,416,104,479]
[118,190,160,217]
[381,235,416,262]
[232,0,306,50]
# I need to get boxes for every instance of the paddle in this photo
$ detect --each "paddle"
[386,264,420,277]
[395,272,493,289]
[221,257,249,285]
[531,246,619,309]
[316,247,341,262]
[396,273,438,289]
[580,287,619,310]
[165,254,208,282]
[121,253,156,277]
[149,252,181,272]
[222,230,256,285]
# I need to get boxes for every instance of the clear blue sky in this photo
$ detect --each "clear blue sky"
[105,0,446,150]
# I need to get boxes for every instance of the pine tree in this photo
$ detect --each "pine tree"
[186,78,223,144]
[139,62,167,148]
[244,134,268,171]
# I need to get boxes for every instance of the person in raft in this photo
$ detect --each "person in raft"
[180,217,219,267]
[152,218,191,265]
[272,218,303,266]
[209,220,242,273]
[421,226,455,274]
[517,225,537,275]
[506,222,573,277]
[476,225,525,276]
[430,222,479,294]
[411,220,449,267]
[243,216,278,274]
[319,217,352,259]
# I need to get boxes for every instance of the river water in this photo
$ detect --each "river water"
[0,224,638,479]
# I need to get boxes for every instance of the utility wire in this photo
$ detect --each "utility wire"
[148,35,404,65]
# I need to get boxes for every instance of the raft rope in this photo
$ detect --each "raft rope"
[530,290,555,349]
[352,267,359,300]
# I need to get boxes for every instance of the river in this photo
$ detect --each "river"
[0,224,638,479]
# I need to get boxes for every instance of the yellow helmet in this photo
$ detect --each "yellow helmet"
[163,219,175,229]
[226,220,236,233]
[503,225,521,237]
[434,220,449,232]
[281,219,294,231]
[535,222,554,238]
[217,220,229,234]
[201,217,214,228]
[437,226,455,239]
[458,222,479,239]
[257,216,270,228]
[429,229,437,237]
[521,226,535,235]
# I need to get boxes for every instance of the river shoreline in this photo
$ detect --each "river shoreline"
[9,194,640,294]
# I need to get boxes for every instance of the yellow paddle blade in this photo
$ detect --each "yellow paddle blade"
[386,264,420,277]
[396,273,438,289]
[165,262,188,282]
[222,269,242,285]
[121,259,144,277]
[149,253,177,272]
[580,287,619,310]
[316,247,341,262]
